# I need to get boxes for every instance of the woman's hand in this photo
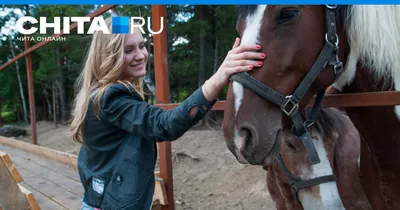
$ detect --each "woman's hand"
[202,38,266,101]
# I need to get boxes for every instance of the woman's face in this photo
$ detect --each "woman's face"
[121,31,148,80]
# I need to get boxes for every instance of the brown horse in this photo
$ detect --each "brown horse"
[266,107,371,210]
[223,5,400,209]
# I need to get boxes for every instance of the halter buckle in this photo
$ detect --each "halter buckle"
[334,62,343,75]
[325,33,339,48]
[304,120,315,128]
[281,95,299,116]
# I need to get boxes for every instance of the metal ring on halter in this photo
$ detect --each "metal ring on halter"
[325,33,339,47]
[326,5,337,9]
[281,95,299,116]
[333,62,343,75]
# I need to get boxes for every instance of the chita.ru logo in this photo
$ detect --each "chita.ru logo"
[111,17,163,34]
[16,16,164,35]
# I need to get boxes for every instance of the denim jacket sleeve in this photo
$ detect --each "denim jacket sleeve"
[101,84,217,142]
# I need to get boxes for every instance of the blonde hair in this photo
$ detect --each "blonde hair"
[70,17,144,144]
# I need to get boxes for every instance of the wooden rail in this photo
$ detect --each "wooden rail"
[155,91,400,110]
[308,91,400,107]
[0,136,78,171]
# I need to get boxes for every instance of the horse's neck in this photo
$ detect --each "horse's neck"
[341,65,400,209]
[331,116,373,210]
[342,65,400,150]
[344,64,394,93]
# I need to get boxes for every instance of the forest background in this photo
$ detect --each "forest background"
[0,5,239,126]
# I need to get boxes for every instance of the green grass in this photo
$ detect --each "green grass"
[1,111,30,126]
[1,111,14,121]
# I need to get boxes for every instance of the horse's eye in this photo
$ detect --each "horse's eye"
[277,9,299,24]
[284,141,296,151]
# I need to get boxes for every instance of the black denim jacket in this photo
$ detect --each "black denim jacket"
[78,83,216,209]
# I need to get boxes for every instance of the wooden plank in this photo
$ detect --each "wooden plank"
[0,144,81,182]
[0,157,30,209]
[0,136,78,172]
[155,101,225,110]
[152,199,162,210]
[18,184,41,210]
[154,177,168,205]
[10,155,83,196]
[0,151,41,210]
[22,174,81,210]
[0,151,23,183]
[1,147,82,208]
[18,169,68,210]
[0,141,166,207]
[307,91,400,107]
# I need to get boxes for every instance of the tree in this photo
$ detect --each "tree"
[8,35,29,123]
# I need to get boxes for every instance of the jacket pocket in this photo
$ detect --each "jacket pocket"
[78,163,110,207]
[105,158,152,208]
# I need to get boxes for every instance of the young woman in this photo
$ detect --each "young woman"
[70,18,265,210]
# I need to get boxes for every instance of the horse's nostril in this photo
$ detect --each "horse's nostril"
[240,128,251,138]
[240,127,256,151]
[239,127,249,146]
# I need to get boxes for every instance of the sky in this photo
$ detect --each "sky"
[0,7,24,39]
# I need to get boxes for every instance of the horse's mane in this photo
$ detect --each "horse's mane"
[303,108,349,141]
[346,6,400,83]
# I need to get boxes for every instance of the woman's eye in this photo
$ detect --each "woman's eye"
[139,45,144,49]
[125,49,132,54]
[277,9,299,24]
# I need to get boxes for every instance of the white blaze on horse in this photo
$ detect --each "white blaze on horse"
[223,5,400,209]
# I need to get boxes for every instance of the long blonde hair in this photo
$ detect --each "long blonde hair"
[70,17,144,144]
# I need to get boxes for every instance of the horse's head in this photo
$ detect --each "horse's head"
[272,108,347,209]
[278,108,342,177]
[223,5,349,165]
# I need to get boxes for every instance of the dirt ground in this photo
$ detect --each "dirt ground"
[14,121,275,210]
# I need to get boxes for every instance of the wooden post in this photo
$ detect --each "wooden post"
[0,97,2,127]
[43,96,48,121]
[23,24,37,145]
[52,83,57,128]
[152,5,174,210]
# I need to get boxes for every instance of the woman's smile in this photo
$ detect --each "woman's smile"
[130,62,145,70]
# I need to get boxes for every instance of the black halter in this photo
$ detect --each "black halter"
[230,5,344,165]
[276,153,337,202]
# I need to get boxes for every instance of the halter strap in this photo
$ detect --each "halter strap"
[276,154,337,202]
